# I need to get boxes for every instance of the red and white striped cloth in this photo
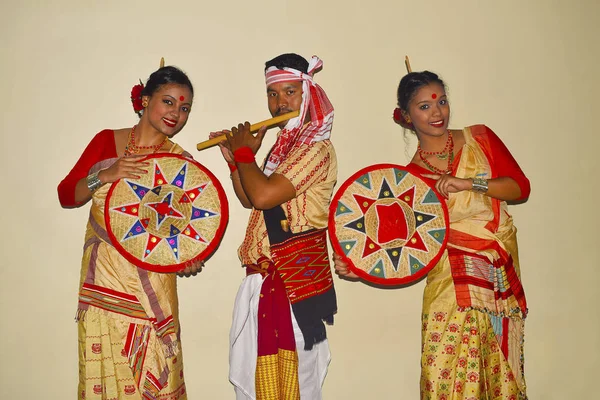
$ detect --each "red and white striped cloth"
[263,55,334,176]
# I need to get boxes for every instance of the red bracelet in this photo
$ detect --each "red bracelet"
[227,163,238,173]
[233,147,255,163]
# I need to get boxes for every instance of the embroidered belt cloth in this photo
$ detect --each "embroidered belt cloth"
[245,227,335,399]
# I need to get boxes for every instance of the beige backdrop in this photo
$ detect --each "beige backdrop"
[1,1,598,399]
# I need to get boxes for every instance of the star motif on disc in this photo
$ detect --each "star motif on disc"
[110,159,220,263]
[106,154,229,273]
[145,192,184,230]
[331,165,449,285]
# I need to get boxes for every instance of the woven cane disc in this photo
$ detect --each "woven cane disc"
[329,164,448,285]
[105,153,228,272]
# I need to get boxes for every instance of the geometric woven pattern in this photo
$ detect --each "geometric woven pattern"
[105,154,228,272]
[329,164,448,285]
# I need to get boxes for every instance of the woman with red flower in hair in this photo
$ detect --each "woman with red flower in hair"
[58,65,200,400]
[334,70,530,399]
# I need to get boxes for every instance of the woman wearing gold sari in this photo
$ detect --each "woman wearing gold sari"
[58,65,201,400]
[334,71,530,399]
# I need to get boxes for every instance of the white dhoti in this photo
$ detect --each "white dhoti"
[229,274,331,400]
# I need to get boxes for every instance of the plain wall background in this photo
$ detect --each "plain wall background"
[1,1,598,398]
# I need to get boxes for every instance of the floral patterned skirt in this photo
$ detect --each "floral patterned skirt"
[420,261,527,400]
[78,311,187,400]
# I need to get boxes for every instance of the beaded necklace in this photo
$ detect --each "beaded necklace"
[418,131,454,174]
[418,130,453,159]
[124,125,167,156]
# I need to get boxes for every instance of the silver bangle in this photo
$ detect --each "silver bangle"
[86,171,102,192]
[471,177,488,193]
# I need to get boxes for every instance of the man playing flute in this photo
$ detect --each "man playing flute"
[211,53,338,399]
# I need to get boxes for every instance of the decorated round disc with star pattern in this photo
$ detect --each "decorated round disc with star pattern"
[329,164,449,285]
[105,154,228,272]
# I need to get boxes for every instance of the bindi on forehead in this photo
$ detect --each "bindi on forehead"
[432,93,437,99]
[179,96,185,101]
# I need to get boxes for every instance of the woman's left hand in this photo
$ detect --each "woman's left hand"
[177,260,205,277]
[421,174,472,199]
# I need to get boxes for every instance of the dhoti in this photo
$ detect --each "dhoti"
[229,274,330,399]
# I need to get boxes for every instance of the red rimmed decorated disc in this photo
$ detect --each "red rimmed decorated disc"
[328,164,448,285]
[105,153,228,272]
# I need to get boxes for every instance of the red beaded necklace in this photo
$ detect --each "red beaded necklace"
[418,131,454,174]
[124,125,167,156]
[418,130,453,159]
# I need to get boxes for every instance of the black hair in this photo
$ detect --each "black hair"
[264,53,309,73]
[142,66,194,97]
[396,71,445,111]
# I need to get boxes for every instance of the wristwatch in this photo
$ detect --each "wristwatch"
[471,177,488,193]
[86,171,102,192]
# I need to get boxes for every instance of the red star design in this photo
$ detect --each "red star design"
[145,192,183,229]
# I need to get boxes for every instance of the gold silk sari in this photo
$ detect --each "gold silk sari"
[419,126,527,400]
[77,144,188,400]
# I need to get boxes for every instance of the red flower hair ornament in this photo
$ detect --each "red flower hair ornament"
[393,107,413,129]
[131,79,144,117]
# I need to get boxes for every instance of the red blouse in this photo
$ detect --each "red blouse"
[57,130,118,207]
[410,125,530,201]
[470,125,530,200]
